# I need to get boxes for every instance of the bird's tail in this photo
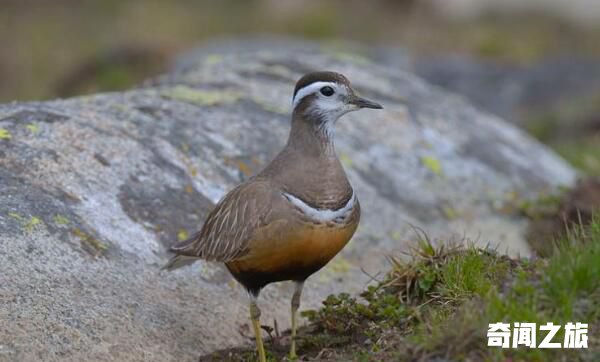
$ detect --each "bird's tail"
[161,254,199,271]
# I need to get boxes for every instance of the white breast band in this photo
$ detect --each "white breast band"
[282,190,356,222]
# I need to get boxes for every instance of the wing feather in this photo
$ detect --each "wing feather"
[169,180,274,262]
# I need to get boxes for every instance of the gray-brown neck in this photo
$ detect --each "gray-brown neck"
[258,109,352,209]
[286,110,336,157]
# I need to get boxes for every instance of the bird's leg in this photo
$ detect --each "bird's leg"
[289,281,304,360]
[249,294,266,362]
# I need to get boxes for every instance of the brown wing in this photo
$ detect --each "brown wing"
[170,179,275,262]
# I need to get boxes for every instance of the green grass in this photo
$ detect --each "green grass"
[412,216,600,361]
[438,248,511,299]
[201,217,600,361]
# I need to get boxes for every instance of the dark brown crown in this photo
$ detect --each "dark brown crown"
[293,71,351,99]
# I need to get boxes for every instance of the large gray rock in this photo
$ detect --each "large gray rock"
[0,39,575,361]
[407,54,600,124]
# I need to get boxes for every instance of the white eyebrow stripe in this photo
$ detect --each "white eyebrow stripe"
[292,81,337,109]
[282,190,356,222]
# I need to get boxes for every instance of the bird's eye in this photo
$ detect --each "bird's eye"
[320,86,334,96]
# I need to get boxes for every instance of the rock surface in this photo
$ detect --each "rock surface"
[408,54,600,124]
[0,39,576,361]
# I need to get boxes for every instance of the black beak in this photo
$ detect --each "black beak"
[348,95,383,109]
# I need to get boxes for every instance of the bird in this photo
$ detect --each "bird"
[163,71,382,362]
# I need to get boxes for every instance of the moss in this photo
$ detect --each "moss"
[420,155,442,176]
[7,213,46,232]
[25,123,40,133]
[53,214,70,226]
[0,128,12,140]
[338,153,353,168]
[162,86,241,106]
[24,216,44,232]
[177,229,189,241]
[8,212,23,220]
[72,228,108,256]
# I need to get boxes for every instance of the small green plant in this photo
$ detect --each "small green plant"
[427,215,600,361]
[201,217,600,361]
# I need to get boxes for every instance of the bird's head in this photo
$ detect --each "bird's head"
[291,71,383,125]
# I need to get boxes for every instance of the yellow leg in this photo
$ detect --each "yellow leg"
[250,301,266,362]
[289,281,304,360]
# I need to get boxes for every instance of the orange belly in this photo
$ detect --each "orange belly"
[226,222,357,293]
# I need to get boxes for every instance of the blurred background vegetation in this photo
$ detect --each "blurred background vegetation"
[1,0,599,174]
